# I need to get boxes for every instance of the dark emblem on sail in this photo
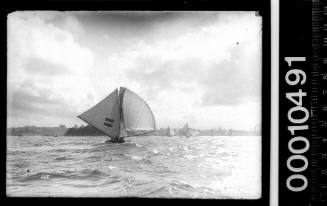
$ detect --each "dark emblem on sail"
[104,117,115,127]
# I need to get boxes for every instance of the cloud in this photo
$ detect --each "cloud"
[7,11,95,126]
[24,57,70,76]
[9,89,77,118]
[7,79,78,120]
[7,11,262,130]
[199,43,261,106]
[98,11,261,129]
[8,11,94,77]
[48,14,85,34]
[105,12,261,106]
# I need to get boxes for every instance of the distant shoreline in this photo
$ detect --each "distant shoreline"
[7,135,261,137]
[7,125,261,137]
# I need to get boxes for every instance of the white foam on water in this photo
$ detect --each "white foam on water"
[184,155,197,160]
[152,149,159,154]
[107,165,117,170]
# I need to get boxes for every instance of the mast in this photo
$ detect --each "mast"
[117,88,121,139]
[118,87,126,138]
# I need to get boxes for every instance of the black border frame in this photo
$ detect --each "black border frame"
[278,0,323,205]
[2,1,271,205]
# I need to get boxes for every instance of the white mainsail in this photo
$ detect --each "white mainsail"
[121,87,156,134]
[78,87,156,139]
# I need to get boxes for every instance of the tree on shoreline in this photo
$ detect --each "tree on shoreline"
[64,125,104,136]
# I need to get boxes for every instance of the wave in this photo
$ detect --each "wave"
[146,181,221,198]
[7,150,36,155]
[184,155,198,160]
[54,156,75,161]
[169,181,195,191]
[150,148,166,156]
[90,142,138,153]
[177,145,191,152]
[141,159,152,164]
[51,149,69,153]
[168,147,176,152]
[50,147,92,153]
[135,143,142,148]
[124,154,144,161]
[64,175,133,190]
[86,155,103,160]
[146,181,195,197]
[106,165,117,170]
[74,148,93,154]
[12,162,29,168]
[20,169,109,182]
[59,142,88,146]
[219,152,230,157]
[20,172,69,182]
[84,169,107,178]
[152,148,159,154]
[119,176,134,189]
[32,143,44,147]
[90,145,115,153]
[92,143,106,146]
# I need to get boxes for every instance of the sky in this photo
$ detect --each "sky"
[7,11,262,130]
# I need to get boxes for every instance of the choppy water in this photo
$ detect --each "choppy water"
[6,135,261,199]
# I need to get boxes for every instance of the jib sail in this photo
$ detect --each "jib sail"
[78,89,121,138]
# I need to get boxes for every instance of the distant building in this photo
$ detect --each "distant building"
[167,127,171,137]
[158,127,171,136]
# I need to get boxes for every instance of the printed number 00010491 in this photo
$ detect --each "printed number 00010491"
[284,57,310,192]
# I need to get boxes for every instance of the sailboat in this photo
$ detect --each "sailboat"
[180,123,191,137]
[78,87,156,143]
[179,123,200,137]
